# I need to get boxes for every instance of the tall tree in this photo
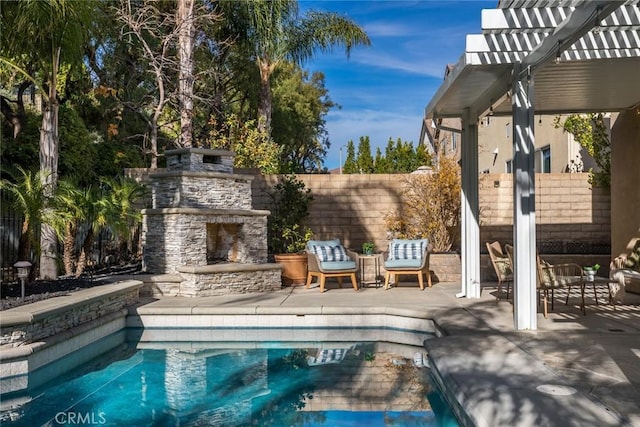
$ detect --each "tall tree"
[271,62,335,172]
[0,0,94,278]
[356,136,374,173]
[115,0,177,168]
[342,140,358,174]
[177,0,195,148]
[229,0,369,138]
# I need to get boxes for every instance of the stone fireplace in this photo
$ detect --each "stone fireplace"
[141,148,281,296]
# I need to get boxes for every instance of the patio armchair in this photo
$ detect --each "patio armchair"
[305,239,358,293]
[610,237,640,297]
[486,241,513,301]
[383,239,431,290]
[537,257,584,318]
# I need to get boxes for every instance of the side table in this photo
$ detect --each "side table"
[579,276,616,314]
[358,253,382,288]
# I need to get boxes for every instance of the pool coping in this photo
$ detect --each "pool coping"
[1,282,637,426]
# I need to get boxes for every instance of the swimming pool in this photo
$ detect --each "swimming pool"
[1,328,459,426]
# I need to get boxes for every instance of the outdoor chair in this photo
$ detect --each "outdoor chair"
[486,241,513,301]
[610,237,640,297]
[537,257,583,318]
[383,239,431,290]
[305,239,358,293]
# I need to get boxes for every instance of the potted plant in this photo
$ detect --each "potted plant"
[267,175,314,286]
[362,242,375,255]
[583,263,600,281]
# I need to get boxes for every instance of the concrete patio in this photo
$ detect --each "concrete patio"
[128,278,640,426]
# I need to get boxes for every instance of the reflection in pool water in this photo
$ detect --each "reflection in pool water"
[1,332,459,426]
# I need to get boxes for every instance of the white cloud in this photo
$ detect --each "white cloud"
[351,49,449,78]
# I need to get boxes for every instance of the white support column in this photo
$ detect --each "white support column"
[512,63,538,330]
[460,110,481,299]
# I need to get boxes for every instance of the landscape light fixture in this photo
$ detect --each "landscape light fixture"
[14,261,32,300]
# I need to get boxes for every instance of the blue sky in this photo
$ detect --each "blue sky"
[298,0,495,170]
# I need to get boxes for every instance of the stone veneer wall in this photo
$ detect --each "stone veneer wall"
[151,172,253,209]
[0,281,142,347]
[143,209,269,273]
[177,265,282,296]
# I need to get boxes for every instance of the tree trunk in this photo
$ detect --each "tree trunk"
[63,221,76,276]
[75,227,94,277]
[257,63,273,137]
[39,98,59,280]
[39,47,61,280]
[177,0,195,148]
[17,220,31,262]
[150,117,158,169]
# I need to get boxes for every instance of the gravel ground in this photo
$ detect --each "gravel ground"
[0,277,110,310]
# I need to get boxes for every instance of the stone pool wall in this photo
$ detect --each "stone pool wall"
[0,281,143,347]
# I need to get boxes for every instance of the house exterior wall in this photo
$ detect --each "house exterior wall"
[611,108,640,256]
[476,114,600,174]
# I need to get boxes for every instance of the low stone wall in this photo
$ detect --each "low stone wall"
[0,280,143,348]
[0,280,143,395]
[430,253,462,283]
[177,264,282,297]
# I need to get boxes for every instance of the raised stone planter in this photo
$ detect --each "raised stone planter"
[177,264,282,296]
[429,252,462,283]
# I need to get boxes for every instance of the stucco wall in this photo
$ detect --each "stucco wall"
[611,108,640,257]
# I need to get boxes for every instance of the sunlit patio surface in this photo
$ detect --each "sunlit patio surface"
[129,279,640,426]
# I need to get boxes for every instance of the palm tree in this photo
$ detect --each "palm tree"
[0,0,95,279]
[0,167,48,270]
[101,176,146,260]
[229,0,370,137]
[48,179,85,276]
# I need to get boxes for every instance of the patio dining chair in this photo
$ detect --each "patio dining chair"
[536,257,583,318]
[305,239,358,293]
[486,241,513,301]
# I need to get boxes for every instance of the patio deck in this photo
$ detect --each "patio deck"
[130,279,640,426]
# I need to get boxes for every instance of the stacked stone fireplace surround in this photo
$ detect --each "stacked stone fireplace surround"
[141,149,282,297]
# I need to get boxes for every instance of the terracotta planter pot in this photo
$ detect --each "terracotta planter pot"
[274,253,308,286]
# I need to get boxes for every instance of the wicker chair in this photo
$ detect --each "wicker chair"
[486,241,513,301]
[305,239,358,293]
[536,258,584,318]
[610,237,640,296]
[383,239,431,290]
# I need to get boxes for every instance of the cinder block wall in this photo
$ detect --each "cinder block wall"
[248,173,404,255]
[479,173,611,250]
[248,172,610,254]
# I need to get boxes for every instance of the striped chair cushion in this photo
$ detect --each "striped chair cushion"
[310,244,350,262]
[388,239,427,261]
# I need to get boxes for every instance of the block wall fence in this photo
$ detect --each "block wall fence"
[247,172,611,253]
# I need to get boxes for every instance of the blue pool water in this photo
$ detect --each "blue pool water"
[2,333,459,427]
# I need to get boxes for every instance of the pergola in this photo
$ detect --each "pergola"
[421,0,640,330]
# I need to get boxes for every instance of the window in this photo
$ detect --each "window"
[535,145,551,173]
[508,147,550,173]
[452,133,458,151]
